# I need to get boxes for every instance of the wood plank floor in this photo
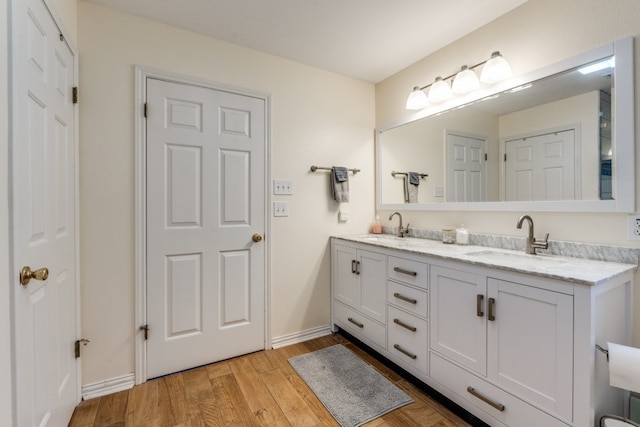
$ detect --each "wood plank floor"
[69,333,472,426]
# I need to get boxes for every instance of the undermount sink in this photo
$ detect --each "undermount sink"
[360,235,402,242]
[465,250,567,264]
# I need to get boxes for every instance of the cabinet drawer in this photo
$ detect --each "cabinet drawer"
[387,306,428,374]
[333,302,386,350]
[387,281,428,318]
[430,353,569,427]
[388,256,428,289]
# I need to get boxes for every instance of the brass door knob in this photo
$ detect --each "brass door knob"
[20,266,49,286]
[252,233,263,242]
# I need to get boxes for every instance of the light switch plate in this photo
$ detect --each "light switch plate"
[273,180,293,195]
[274,201,289,217]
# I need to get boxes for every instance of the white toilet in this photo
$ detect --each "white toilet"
[601,415,640,427]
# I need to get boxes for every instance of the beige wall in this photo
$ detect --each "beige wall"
[375,0,640,342]
[77,2,375,385]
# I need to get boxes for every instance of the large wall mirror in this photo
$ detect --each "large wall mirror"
[376,37,634,212]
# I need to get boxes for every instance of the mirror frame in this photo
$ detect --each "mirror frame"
[376,37,635,212]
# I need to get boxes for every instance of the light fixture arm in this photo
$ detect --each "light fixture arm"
[416,57,491,92]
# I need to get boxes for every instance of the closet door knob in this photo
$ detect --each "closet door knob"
[20,266,49,286]
[252,233,263,242]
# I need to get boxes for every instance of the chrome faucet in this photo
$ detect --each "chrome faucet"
[389,212,410,237]
[516,214,549,255]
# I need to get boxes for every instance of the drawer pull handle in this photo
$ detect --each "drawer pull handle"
[347,317,364,328]
[351,260,356,274]
[476,294,484,317]
[393,344,417,360]
[393,292,417,304]
[466,386,505,412]
[355,261,361,275]
[393,318,417,332]
[488,297,496,321]
[393,266,417,277]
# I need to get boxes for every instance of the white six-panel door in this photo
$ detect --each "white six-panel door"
[505,129,576,201]
[446,132,487,202]
[145,78,266,378]
[11,0,78,425]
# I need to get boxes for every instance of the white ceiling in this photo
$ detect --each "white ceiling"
[81,0,527,83]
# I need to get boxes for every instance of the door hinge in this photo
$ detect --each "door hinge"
[72,87,78,104]
[75,339,90,358]
[484,153,488,161]
[140,324,149,340]
[144,103,148,118]
[504,153,507,162]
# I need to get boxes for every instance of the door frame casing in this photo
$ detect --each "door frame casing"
[133,66,272,384]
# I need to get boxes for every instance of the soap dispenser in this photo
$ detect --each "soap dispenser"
[372,214,383,234]
[456,224,469,245]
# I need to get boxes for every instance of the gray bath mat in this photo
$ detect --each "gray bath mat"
[288,344,413,427]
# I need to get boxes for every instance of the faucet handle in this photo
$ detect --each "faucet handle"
[542,233,549,242]
[403,223,410,236]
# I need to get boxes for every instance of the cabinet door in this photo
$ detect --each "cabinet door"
[487,278,573,422]
[430,266,487,375]
[333,244,359,308]
[358,249,387,324]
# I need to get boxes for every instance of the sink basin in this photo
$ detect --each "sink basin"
[359,235,402,242]
[465,250,567,264]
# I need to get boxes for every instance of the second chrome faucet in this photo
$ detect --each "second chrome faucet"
[516,214,549,255]
[389,212,410,237]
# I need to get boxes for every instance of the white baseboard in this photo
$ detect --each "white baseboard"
[81,327,332,399]
[82,373,135,400]
[271,325,333,349]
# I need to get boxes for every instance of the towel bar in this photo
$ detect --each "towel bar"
[310,165,360,174]
[391,171,428,179]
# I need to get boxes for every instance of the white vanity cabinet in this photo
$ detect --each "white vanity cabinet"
[332,242,387,350]
[430,264,573,425]
[331,236,634,427]
[386,256,429,375]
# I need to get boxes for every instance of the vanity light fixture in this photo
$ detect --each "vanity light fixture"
[428,77,453,103]
[452,65,480,94]
[405,86,429,110]
[480,51,513,83]
[405,50,512,110]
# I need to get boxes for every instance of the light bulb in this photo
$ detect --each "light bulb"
[452,65,480,94]
[405,86,428,110]
[480,51,512,84]
[427,77,452,103]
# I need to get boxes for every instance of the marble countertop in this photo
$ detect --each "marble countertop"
[333,234,637,286]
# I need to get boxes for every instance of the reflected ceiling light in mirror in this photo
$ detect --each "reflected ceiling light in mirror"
[507,83,533,93]
[406,86,429,110]
[480,51,513,83]
[405,51,512,110]
[427,77,452,103]
[578,56,615,75]
[452,65,480,94]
